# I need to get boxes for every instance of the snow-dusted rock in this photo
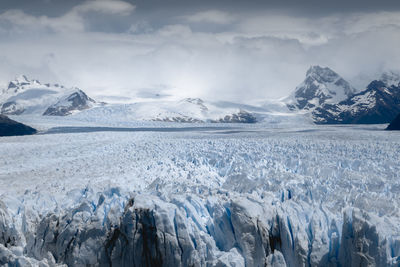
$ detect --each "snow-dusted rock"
[313,80,400,124]
[285,66,356,111]
[72,98,262,124]
[0,75,96,116]
[286,67,400,124]
[43,89,95,116]
[212,110,257,123]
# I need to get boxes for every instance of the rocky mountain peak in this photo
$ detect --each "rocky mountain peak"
[7,75,41,91]
[181,98,208,112]
[312,78,400,124]
[183,98,204,105]
[1,76,96,116]
[14,74,30,84]
[367,80,387,91]
[288,66,356,111]
[42,88,96,116]
[305,65,339,82]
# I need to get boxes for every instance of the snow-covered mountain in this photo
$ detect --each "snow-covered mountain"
[285,67,400,124]
[5,69,399,125]
[73,98,246,123]
[285,65,356,111]
[69,97,309,125]
[71,98,228,123]
[0,75,96,116]
[312,79,400,124]
[0,76,302,124]
[43,89,96,116]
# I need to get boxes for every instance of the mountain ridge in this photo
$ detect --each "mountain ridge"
[286,65,356,111]
[3,69,400,125]
[311,79,400,124]
[287,66,400,124]
[0,75,97,116]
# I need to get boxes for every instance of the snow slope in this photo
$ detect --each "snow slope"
[0,122,399,266]
[0,75,311,126]
[0,75,96,116]
[68,98,308,126]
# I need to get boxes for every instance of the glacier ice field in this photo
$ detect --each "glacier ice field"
[0,121,400,266]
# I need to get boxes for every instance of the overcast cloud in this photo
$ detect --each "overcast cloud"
[0,0,399,103]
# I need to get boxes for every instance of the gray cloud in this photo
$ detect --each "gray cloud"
[181,10,235,25]
[0,0,135,33]
[73,0,135,15]
[0,0,399,103]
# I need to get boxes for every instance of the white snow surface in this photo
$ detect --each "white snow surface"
[69,98,302,124]
[0,117,400,266]
[0,75,96,116]
[1,75,308,126]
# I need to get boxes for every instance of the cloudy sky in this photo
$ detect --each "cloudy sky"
[0,0,400,103]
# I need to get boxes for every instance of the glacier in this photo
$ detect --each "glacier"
[0,120,400,266]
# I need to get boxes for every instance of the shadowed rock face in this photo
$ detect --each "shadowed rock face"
[387,113,400,130]
[153,116,203,123]
[288,67,400,124]
[0,115,37,136]
[152,110,257,123]
[313,81,400,124]
[43,89,95,116]
[213,110,257,123]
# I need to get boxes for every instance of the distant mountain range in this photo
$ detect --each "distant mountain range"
[285,66,400,124]
[1,69,399,125]
[0,76,303,124]
[70,97,294,124]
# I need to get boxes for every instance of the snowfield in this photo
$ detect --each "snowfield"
[1,119,400,266]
